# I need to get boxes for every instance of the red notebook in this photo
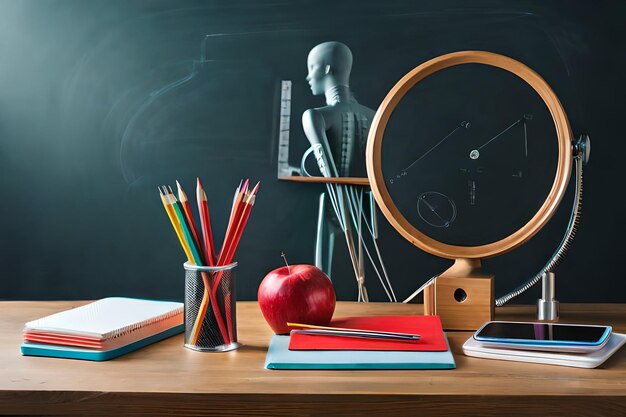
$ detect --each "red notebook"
[288,316,447,352]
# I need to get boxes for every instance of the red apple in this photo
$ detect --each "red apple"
[258,264,336,334]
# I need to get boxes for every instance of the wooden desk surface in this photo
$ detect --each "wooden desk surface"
[1,301,625,416]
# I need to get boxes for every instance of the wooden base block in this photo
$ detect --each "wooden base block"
[424,276,494,330]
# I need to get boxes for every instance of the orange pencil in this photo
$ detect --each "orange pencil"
[224,179,243,246]
[219,179,248,265]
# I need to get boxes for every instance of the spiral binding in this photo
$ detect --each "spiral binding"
[105,306,184,340]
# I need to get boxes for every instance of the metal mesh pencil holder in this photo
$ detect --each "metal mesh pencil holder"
[183,262,241,352]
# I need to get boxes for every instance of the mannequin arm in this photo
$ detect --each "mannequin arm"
[302,109,339,177]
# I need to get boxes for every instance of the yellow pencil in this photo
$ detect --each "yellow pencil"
[159,186,193,262]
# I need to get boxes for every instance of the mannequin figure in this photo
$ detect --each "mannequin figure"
[302,42,375,178]
[301,42,380,301]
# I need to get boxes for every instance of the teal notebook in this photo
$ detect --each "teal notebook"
[265,334,456,370]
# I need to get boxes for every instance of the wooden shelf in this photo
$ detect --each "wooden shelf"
[279,176,370,186]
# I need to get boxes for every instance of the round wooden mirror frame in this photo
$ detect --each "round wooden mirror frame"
[366,51,573,259]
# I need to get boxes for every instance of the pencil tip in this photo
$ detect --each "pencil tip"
[176,180,182,189]
[196,177,203,188]
[158,186,163,195]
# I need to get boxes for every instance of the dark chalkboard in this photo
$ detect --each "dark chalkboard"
[0,0,624,304]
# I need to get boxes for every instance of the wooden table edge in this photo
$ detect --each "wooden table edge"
[1,391,625,416]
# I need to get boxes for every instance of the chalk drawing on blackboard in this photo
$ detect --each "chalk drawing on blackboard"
[388,120,471,185]
[417,191,457,228]
[468,114,532,161]
[119,34,273,185]
[119,70,195,184]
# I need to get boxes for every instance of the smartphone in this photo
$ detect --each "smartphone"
[463,333,626,366]
[474,321,612,347]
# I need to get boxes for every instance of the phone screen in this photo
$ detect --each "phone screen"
[476,322,609,344]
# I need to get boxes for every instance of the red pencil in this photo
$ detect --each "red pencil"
[196,178,216,266]
[165,184,229,345]
[221,182,260,266]
[213,182,259,293]
[188,179,260,346]
[218,179,248,265]
[213,181,259,342]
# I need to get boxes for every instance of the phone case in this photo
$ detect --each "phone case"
[476,336,610,353]
[473,321,612,346]
[463,333,626,368]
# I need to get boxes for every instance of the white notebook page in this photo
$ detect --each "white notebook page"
[24,297,183,339]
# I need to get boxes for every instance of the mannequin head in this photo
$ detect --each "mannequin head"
[306,41,353,95]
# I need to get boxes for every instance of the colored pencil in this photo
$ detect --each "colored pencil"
[176,184,230,345]
[218,180,249,264]
[204,180,258,344]
[196,178,216,266]
[225,180,243,241]
[161,185,230,345]
[159,187,194,262]
[214,182,260,341]
[193,180,248,345]
[212,184,250,342]
[287,322,421,340]
[177,180,202,258]
[183,180,226,344]
[159,179,259,347]
[219,182,260,267]
[168,186,203,265]
[220,179,247,261]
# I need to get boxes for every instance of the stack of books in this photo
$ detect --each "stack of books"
[264,315,455,370]
[21,297,184,361]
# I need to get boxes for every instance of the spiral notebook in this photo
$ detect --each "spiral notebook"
[21,297,184,361]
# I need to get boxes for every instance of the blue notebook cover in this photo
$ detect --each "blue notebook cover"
[20,325,183,361]
[265,334,456,370]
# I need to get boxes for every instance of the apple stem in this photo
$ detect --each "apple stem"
[281,251,291,274]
